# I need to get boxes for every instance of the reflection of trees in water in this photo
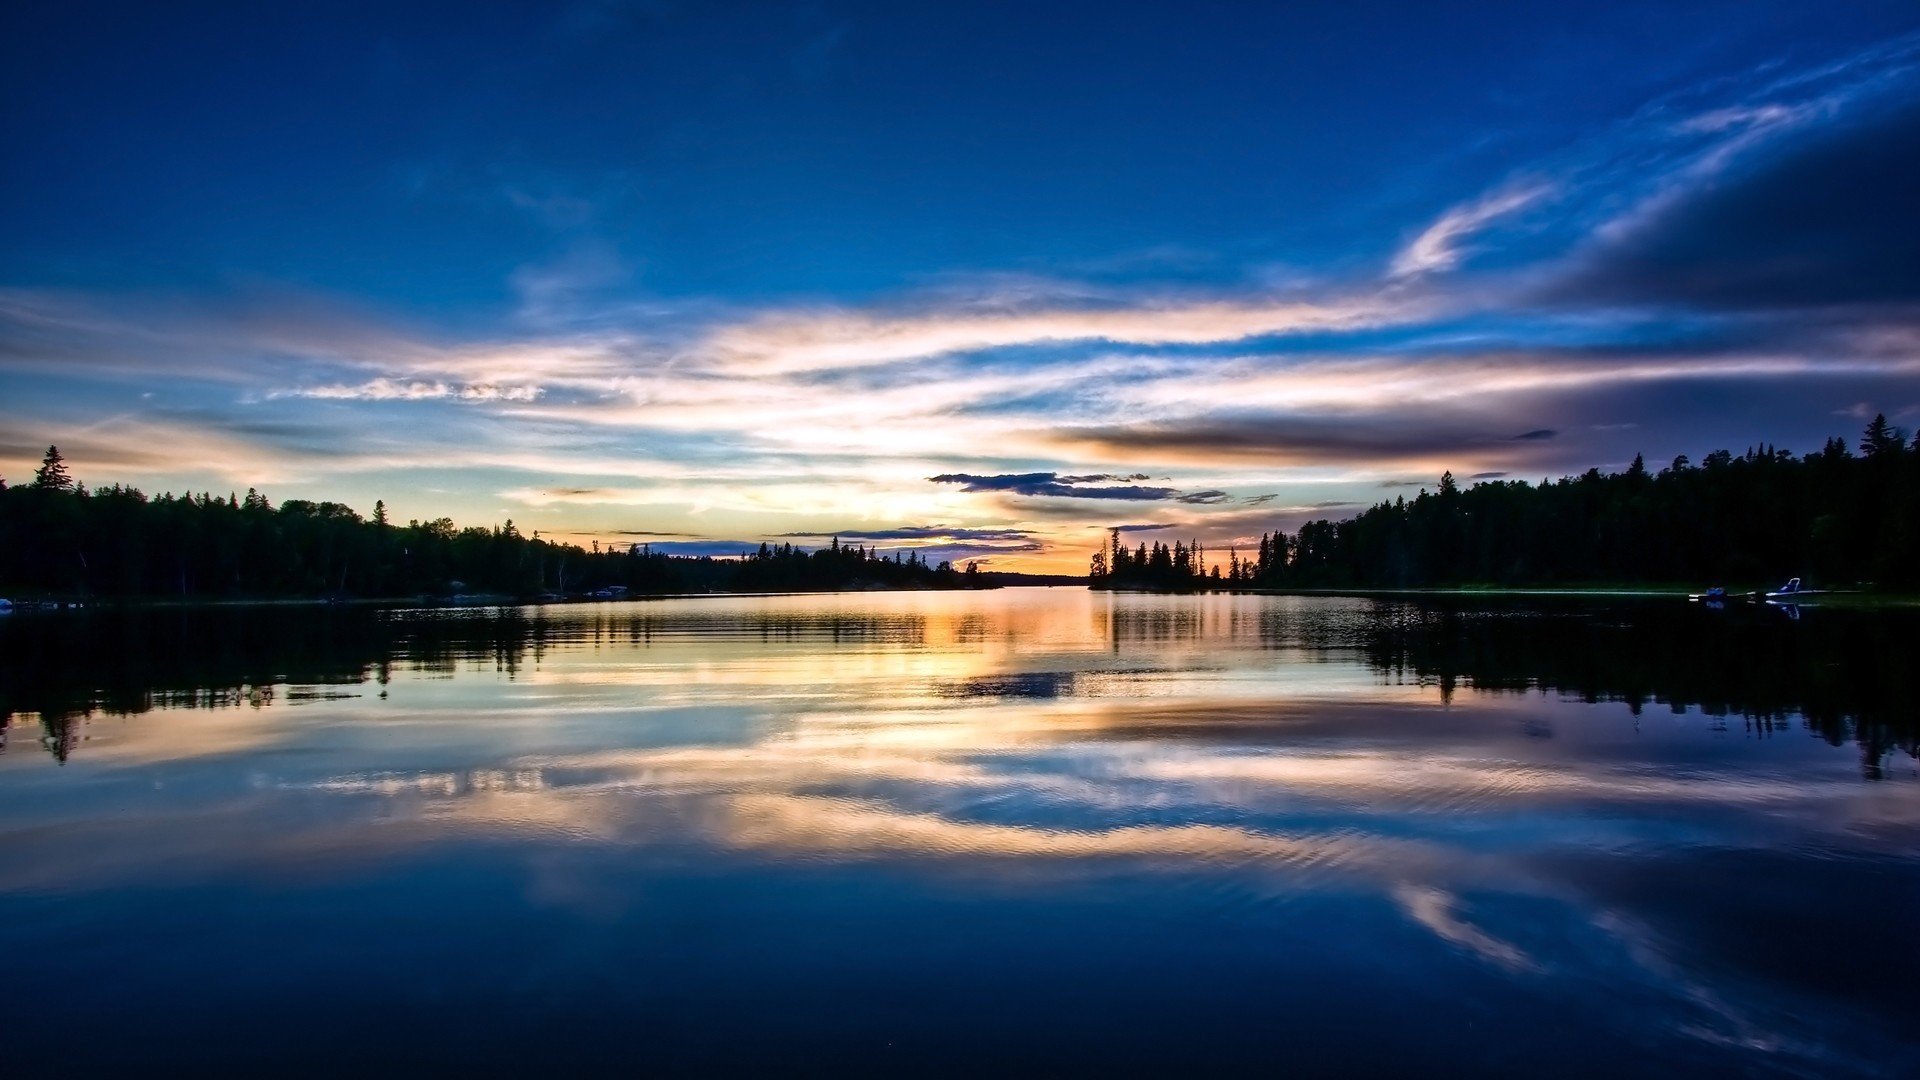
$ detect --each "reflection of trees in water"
[1334,600,1920,779]
[1101,598,1918,775]
[0,607,934,761]
[1102,606,1205,647]
[0,608,507,761]
[7,601,1914,774]
[1104,603,1379,652]
[1100,605,1282,649]
[2,686,282,763]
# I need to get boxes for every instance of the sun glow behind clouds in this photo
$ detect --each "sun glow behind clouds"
[4,32,1920,570]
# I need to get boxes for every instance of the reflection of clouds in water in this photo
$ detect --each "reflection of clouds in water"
[249,689,1920,879]
[439,700,1914,1072]
[1393,885,1540,973]
[1586,909,1825,1062]
[270,753,1889,1072]
[303,769,548,796]
[714,792,1431,876]
[419,789,628,843]
[7,707,290,765]
[1121,746,1896,820]
[4,692,1911,1077]
[6,591,1916,1077]
[485,697,1920,842]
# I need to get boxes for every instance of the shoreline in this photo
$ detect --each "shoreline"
[0,583,1094,613]
[10,583,1915,611]
[1095,585,1920,605]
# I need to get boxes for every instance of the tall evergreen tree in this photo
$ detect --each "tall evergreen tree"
[32,446,73,491]
[1860,414,1901,457]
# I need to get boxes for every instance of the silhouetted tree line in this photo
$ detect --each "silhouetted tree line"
[731,537,979,593]
[1088,536,1218,591]
[0,447,981,600]
[1092,418,1920,590]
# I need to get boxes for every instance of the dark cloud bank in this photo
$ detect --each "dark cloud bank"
[929,472,1176,501]
[1549,101,1920,311]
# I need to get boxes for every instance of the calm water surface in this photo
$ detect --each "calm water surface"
[2,589,1917,1077]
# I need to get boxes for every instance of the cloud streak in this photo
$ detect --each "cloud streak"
[1392,183,1553,278]
[700,290,1420,375]
[272,379,545,403]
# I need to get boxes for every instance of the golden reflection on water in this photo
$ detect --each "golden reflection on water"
[3,591,1920,1068]
[10,591,1916,844]
[4,589,1918,1069]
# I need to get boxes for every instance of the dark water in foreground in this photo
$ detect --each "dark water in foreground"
[2,589,1917,1077]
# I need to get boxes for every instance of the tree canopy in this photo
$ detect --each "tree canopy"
[1093,418,1920,591]
[0,464,981,600]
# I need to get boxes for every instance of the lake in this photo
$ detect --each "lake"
[2,589,1916,1077]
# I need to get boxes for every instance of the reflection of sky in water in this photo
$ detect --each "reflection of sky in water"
[2,590,1917,1076]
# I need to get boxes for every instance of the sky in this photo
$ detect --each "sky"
[4,1,1919,572]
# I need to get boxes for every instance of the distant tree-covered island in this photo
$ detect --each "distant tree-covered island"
[0,447,993,602]
[1093,417,1920,593]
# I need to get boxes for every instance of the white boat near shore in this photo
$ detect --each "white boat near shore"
[1765,577,1827,600]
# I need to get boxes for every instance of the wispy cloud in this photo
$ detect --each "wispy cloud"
[700,289,1418,375]
[1392,182,1553,278]
[271,378,545,403]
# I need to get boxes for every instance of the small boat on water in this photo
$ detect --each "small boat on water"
[1691,577,1830,603]
[1765,576,1826,600]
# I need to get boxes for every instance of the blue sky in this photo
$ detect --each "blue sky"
[4,2,1919,569]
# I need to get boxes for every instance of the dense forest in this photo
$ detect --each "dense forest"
[0,448,982,600]
[1094,417,1920,591]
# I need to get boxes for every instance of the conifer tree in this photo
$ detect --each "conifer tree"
[32,446,73,491]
